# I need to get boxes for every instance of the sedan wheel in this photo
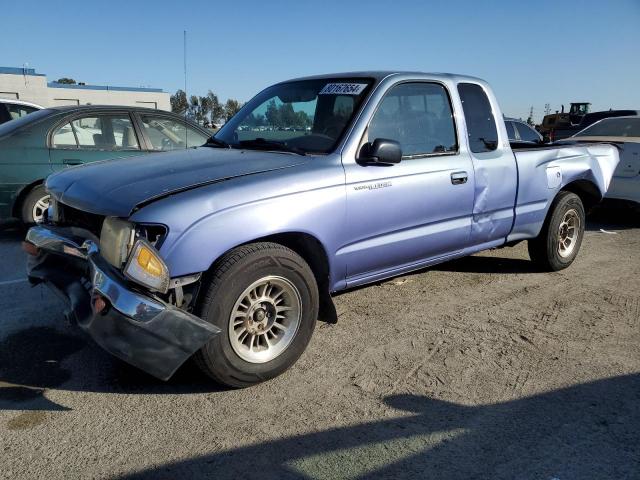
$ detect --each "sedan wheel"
[31,195,51,224]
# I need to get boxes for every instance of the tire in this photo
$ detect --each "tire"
[194,242,319,387]
[21,185,50,224]
[528,191,585,271]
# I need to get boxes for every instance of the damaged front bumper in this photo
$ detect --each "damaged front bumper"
[25,225,220,381]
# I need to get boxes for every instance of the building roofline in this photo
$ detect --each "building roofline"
[0,66,46,77]
[47,82,164,93]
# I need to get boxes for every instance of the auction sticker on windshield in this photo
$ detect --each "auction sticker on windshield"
[319,83,368,95]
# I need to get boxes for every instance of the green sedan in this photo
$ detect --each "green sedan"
[0,105,211,223]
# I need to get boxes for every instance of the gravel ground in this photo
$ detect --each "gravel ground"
[0,208,638,480]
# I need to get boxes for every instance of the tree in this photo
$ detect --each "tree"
[55,78,76,84]
[265,100,281,127]
[188,95,208,124]
[224,99,242,121]
[207,91,225,125]
[170,90,188,115]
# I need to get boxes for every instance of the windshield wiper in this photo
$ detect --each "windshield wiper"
[237,138,307,156]
[204,137,232,148]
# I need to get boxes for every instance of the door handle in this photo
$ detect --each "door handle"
[63,159,84,166]
[451,171,468,185]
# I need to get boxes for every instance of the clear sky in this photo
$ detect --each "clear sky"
[2,0,639,122]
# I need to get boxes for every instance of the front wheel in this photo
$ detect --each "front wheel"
[528,191,585,271]
[21,185,50,224]
[194,242,319,387]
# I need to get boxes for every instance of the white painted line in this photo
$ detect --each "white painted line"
[0,278,28,286]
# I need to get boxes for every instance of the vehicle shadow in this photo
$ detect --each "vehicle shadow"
[0,325,227,412]
[431,254,542,275]
[0,221,25,241]
[586,202,640,232]
[115,373,640,479]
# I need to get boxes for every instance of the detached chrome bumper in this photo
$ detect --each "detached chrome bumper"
[25,225,220,381]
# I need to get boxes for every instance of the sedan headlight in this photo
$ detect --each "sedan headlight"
[123,239,170,293]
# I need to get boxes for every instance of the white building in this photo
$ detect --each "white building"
[0,66,170,111]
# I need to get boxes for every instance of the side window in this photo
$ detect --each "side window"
[516,122,541,142]
[52,122,78,148]
[367,82,457,157]
[141,116,208,150]
[62,115,139,150]
[457,83,498,153]
[505,121,516,141]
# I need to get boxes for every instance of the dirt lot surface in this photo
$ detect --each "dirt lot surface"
[1,208,639,479]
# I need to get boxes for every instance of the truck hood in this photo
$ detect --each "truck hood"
[46,147,309,217]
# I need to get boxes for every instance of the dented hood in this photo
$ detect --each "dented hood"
[46,147,309,217]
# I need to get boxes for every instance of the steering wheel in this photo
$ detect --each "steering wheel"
[321,124,341,138]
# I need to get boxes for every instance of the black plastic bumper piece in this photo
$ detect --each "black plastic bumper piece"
[26,226,220,381]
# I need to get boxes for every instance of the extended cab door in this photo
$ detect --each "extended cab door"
[49,112,144,170]
[341,81,475,285]
[457,83,518,246]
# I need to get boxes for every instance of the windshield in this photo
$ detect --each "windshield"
[214,78,374,154]
[575,117,640,138]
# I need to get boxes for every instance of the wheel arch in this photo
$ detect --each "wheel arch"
[207,231,337,323]
[560,179,602,212]
[11,178,46,218]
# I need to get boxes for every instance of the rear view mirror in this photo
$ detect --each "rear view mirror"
[358,138,402,165]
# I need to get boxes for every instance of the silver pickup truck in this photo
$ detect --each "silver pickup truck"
[25,72,619,386]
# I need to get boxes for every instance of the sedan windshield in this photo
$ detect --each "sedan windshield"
[214,78,374,154]
[575,117,640,137]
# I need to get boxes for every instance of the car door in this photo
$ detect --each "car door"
[457,83,518,246]
[341,81,475,285]
[49,111,144,171]
[135,113,209,152]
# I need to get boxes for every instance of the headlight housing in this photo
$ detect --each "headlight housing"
[123,239,170,293]
[100,217,135,268]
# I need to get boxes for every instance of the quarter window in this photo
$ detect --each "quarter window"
[367,82,458,157]
[457,83,498,153]
[52,122,77,148]
[141,115,208,150]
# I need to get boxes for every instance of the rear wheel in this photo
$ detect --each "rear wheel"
[194,242,319,387]
[528,191,585,271]
[20,185,50,224]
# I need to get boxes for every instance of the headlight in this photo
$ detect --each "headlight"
[123,239,170,293]
[100,217,135,268]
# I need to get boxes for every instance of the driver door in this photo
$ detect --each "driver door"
[341,82,475,285]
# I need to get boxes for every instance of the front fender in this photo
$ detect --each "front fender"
[130,157,348,290]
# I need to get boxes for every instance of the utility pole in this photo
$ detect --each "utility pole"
[184,30,188,147]
[527,106,534,126]
[544,103,551,116]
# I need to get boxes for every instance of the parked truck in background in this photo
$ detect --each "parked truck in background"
[24,72,619,387]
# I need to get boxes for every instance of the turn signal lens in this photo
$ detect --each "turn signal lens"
[136,245,163,276]
[123,240,170,293]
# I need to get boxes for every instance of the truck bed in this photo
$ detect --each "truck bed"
[508,142,620,242]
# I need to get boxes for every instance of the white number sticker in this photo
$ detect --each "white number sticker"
[319,83,368,95]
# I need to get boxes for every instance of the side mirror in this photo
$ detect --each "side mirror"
[542,134,551,144]
[358,138,402,165]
